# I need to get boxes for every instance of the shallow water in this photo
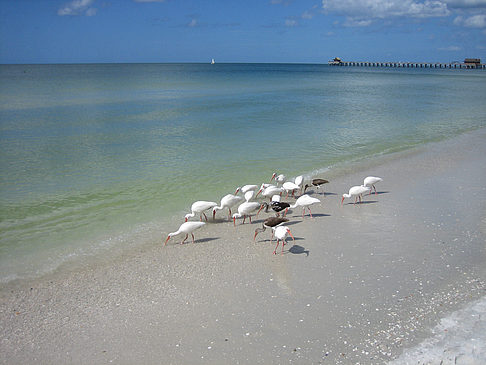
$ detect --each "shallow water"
[1,63,485,283]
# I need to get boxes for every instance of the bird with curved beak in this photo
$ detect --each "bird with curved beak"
[164,221,205,246]
[272,225,295,255]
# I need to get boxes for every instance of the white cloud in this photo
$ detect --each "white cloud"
[438,45,461,50]
[321,0,454,27]
[58,0,97,16]
[454,13,486,26]
[188,19,197,27]
[444,0,486,8]
[322,0,450,20]
[285,19,298,26]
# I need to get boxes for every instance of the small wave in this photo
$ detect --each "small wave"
[389,296,486,364]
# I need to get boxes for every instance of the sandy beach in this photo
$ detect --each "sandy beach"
[1,129,485,364]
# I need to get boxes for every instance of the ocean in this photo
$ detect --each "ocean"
[1,63,485,283]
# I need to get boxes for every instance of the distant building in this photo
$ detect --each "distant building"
[464,58,481,66]
[328,57,343,65]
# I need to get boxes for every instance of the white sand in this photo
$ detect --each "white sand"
[1,129,485,364]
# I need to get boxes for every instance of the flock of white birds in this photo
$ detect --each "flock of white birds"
[164,173,382,255]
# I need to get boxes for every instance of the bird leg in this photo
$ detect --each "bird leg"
[273,239,280,255]
[249,216,252,223]
[181,234,188,245]
[202,212,208,221]
[281,239,286,255]
[302,208,305,218]
[242,216,246,224]
[308,208,313,218]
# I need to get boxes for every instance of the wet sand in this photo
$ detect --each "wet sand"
[1,129,486,364]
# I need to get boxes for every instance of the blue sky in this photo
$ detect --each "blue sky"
[1,0,485,64]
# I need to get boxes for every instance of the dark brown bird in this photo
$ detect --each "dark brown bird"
[254,217,289,241]
[304,178,329,193]
[262,201,291,217]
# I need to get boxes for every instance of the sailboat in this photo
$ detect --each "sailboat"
[211,58,215,65]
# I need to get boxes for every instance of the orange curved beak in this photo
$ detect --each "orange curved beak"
[164,236,170,246]
[341,196,345,205]
[270,173,276,181]
[253,230,258,241]
[233,216,236,226]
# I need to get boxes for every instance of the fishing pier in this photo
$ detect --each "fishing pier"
[329,57,485,69]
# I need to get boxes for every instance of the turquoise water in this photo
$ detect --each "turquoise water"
[1,63,485,282]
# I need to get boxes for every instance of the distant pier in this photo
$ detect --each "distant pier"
[328,57,485,69]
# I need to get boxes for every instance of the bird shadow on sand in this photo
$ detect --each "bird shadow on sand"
[195,237,220,244]
[286,244,309,256]
[287,213,331,219]
[256,236,305,244]
[373,191,390,195]
[343,200,378,206]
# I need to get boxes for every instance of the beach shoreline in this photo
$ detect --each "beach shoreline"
[1,129,485,364]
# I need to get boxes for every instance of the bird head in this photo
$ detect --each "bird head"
[234,187,241,195]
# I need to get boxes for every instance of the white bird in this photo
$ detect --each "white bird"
[164,221,205,246]
[185,201,218,222]
[256,185,284,200]
[294,175,304,191]
[235,184,258,195]
[289,194,321,217]
[232,201,263,226]
[212,194,243,220]
[341,186,371,205]
[271,173,286,186]
[363,176,383,195]
[244,190,255,202]
[282,181,301,197]
[272,225,295,255]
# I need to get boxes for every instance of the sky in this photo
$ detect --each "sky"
[0,0,485,64]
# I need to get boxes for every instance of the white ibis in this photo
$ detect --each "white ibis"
[282,181,300,198]
[289,194,321,218]
[272,225,295,255]
[304,178,329,193]
[271,173,286,186]
[232,201,264,226]
[164,221,205,246]
[185,201,218,222]
[254,216,289,241]
[294,175,304,193]
[213,194,243,220]
[363,176,382,195]
[341,186,371,205]
[244,190,255,202]
[256,185,283,200]
[235,184,258,195]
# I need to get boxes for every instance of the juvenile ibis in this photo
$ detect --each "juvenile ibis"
[261,201,291,217]
[254,216,289,241]
[304,178,329,193]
